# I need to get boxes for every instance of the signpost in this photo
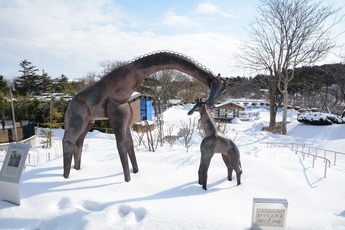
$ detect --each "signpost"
[252,198,288,230]
[0,143,29,205]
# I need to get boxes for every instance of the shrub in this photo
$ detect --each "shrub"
[297,112,345,125]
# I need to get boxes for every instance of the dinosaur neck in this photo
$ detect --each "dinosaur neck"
[200,106,218,137]
[132,52,214,86]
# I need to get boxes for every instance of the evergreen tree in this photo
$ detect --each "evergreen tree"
[0,75,9,96]
[46,97,63,128]
[14,60,40,96]
[52,74,68,93]
[0,75,11,122]
[38,71,53,93]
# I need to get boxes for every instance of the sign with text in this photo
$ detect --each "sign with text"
[252,198,288,230]
[0,143,29,205]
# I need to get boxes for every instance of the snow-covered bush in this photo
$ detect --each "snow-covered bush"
[297,112,345,125]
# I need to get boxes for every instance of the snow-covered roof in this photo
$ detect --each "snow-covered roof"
[215,101,245,110]
[129,91,141,101]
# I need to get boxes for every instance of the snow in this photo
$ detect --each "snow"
[1,106,345,229]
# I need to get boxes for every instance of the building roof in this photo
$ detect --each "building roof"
[215,101,245,111]
[224,98,269,105]
[129,91,141,101]
[128,91,153,103]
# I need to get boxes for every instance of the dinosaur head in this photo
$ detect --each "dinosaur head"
[205,74,227,106]
[188,98,205,115]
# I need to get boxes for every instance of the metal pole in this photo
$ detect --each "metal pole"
[324,150,326,163]
[315,148,318,160]
[324,161,327,178]
[10,87,18,143]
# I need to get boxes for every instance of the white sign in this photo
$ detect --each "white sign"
[252,198,288,230]
[0,143,30,205]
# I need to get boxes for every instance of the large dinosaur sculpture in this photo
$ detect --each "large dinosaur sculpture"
[63,51,228,181]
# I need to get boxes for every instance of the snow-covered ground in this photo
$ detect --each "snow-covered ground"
[0,105,345,230]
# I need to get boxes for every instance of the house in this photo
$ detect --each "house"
[213,101,246,122]
[225,98,269,108]
[128,92,154,123]
[213,99,269,122]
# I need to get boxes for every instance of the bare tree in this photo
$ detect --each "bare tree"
[85,72,98,86]
[178,77,209,103]
[179,118,197,152]
[164,126,176,147]
[320,64,345,114]
[99,60,125,77]
[237,0,343,133]
[145,70,185,112]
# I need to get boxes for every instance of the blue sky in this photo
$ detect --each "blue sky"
[0,0,344,80]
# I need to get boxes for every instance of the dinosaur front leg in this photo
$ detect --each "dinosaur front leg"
[199,149,213,190]
[198,160,210,190]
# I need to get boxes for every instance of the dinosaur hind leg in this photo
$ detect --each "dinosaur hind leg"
[125,104,138,173]
[74,122,94,170]
[234,160,242,185]
[221,154,233,181]
[108,103,135,182]
[126,132,138,173]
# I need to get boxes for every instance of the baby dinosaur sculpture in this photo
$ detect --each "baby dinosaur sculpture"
[63,51,228,181]
[188,98,242,190]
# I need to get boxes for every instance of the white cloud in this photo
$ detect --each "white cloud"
[195,2,235,18]
[0,0,128,77]
[196,2,220,14]
[162,10,198,28]
[0,1,277,79]
[0,1,245,79]
[1,0,342,80]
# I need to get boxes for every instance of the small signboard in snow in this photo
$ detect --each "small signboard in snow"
[252,198,288,230]
[0,143,29,205]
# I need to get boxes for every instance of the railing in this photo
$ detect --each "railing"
[27,144,63,166]
[26,143,89,167]
[300,146,345,166]
[266,142,345,178]
[266,142,345,166]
